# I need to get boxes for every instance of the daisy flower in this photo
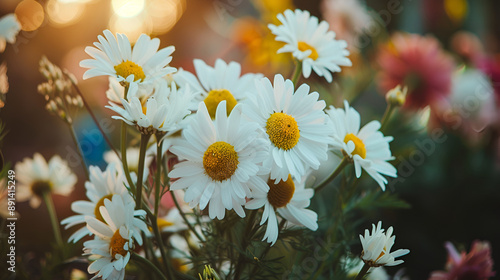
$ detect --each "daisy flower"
[168,101,269,220]
[84,194,148,280]
[377,33,454,109]
[246,174,318,245]
[268,9,352,82]
[243,74,332,183]
[107,80,192,135]
[15,153,77,208]
[359,221,409,267]
[105,76,150,105]
[174,58,262,118]
[61,164,132,243]
[80,29,176,86]
[0,14,21,53]
[326,101,397,191]
[104,147,155,182]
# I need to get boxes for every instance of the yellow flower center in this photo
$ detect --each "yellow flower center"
[266,112,300,150]
[343,133,366,159]
[31,181,52,197]
[298,41,319,60]
[203,141,239,182]
[204,89,237,119]
[267,175,295,208]
[114,60,146,82]
[157,218,175,230]
[109,229,129,259]
[94,194,114,223]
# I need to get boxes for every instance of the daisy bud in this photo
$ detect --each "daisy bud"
[64,70,77,85]
[386,85,407,107]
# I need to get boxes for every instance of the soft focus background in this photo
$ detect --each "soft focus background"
[1,0,500,279]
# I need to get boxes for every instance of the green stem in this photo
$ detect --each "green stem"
[314,157,350,192]
[154,136,163,216]
[67,123,89,179]
[145,208,176,280]
[42,192,64,249]
[354,263,370,280]
[379,103,395,132]
[291,60,303,85]
[233,210,258,280]
[131,252,168,280]
[66,74,120,159]
[135,133,151,210]
[121,122,136,194]
[171,191,205,242]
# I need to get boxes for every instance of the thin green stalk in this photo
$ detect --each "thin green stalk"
[42,192,64,249]
[67,123,89,179]
[379,103,395,132]
[233,210,258,280]
[66,74,120,158]
[291,60,303,85]
[154,136,163,216]
[121,122,136,194]
[145,208,176,280]
[131,252,168,280]
[135,133,151,210]
[354,263,370,280]
[171,191,205,242]
[314,157,350,192]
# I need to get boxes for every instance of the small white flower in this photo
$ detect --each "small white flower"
[326,101,397,191]
[105,77,150,105]
[61,164,133,243]
[246,174,318,246]
[15,153,77,208]
[84,194,148,280]
[243,74,332,183]
[360,221,410,267]
[168,101,269,220]
[174,58,262,116]
[107,80,192,135]
[268,9,351,82]
[80,29,176,85]
[0,14,21,53]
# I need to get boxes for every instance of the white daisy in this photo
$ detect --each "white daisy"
[246,174,318,245]
[174,58,262,117]
[168,101,269,220]
[15,153,77,208]
[326,100,397,191]
[61,164,132,243]
[0,14,21,53]
[103,147,155,182]
[105,76,150,105]
[84,194,148,280]
[243,74,332,183]
[107,80,193,135]
[80,29,176,86]
[359,221,410,267]
[268,9,352,82]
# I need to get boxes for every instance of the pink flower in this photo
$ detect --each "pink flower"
[429,241,495,280]
[378,33,454,109]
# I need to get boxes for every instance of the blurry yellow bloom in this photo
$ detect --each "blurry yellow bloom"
[444,0,467,24]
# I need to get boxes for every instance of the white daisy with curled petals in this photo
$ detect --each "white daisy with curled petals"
[15,153,77,208]
[326,100,397,191]
[174,58,262,117]
[243,74,332,183]
[83,194,148,280]
[61,164,134,243]
[246,174,318,246]
[107,80,193,135]
[80,29,176,86]
[168,101,269,220]
[106,77,150,105]
[268,9,352,82]
[360,221,410,267]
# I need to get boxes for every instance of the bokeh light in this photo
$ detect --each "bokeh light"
[109,13,152,43]
[14,0,45,31]
[112,0,145,18]
[148,0,186,34]
[46,0,85,27]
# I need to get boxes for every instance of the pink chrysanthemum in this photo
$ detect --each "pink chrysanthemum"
[378,33,454,109]
[428,241,495,280]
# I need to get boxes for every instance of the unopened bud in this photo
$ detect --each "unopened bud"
[385,85,407,107]
[199,265,220,280]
